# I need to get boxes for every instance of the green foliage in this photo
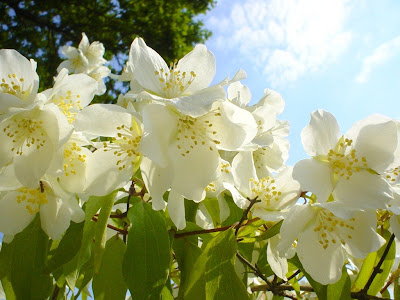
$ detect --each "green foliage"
[0,0,215,101]
[122,198,171,299]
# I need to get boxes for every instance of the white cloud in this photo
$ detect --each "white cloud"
[355,35,400,83]
[205,0,353,86]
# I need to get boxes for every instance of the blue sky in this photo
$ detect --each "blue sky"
[201,0,400,165]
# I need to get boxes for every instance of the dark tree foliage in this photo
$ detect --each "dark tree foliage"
[0,0,215,102]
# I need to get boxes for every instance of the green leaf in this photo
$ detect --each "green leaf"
[237,219,266,238]
[94,190,118,274]
[184,229,250,300]
[46,221,84,273]
[352,251,377,292]
[0,242,16,300]
[221,194,243,226]
[93,236,127,300]
[394,279,400,300]
[122,199,170,300]
[161,285,174,300]
[9,216,52,300]
[255,220,283,241]
[202,197,221,226]
[368,232,396,295]
[327,266,351,300]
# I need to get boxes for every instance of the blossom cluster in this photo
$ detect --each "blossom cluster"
[1,33,400,288]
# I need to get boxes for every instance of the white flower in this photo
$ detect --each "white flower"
[278,204,385,285]
[74,104,142,196]
[128,37,226,117]
[0,177,84,240]
[42,69,98,123]
[0,102,73,187]
[57,33,107,74]
[225,151,300,221]
[294,110,397,218]
[0,49,39,116]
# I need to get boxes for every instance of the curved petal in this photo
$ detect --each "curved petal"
[267,235,288,280]
[301,110,341,156]
[40,197,72,240]
[297,222,345,285]
[341,210,385,258]
[176,44,216,94]
[140,157,172,211]
[168,189,186,230]
[333,171,392,212]
[74,104,132,138]
[231,151,257,195]
[227,81,251,107]
[0,191,35,236]
[129,37,169,95]
[293,158,333,202]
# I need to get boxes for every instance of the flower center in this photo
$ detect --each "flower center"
[3,116,46,155]
[154,59,196,98]
[327,138,368,180]
[1,73,28,100]
[103,124,141,170]
[175,110,222,157]
[313,209,356,249]
[384,166,400,184]
[250,177,282,207]
[16,183,48,215]
[63,142,87,176]
[53,90,82,123]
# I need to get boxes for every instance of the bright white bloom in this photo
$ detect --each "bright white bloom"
[0,102,73,187]
[57,33,107,74]
[87,65,111,95]
[294,110,397,218]
[42,69,98,123]
[128,37,226,117]
[0,177,84,240]
[278,204,385,285]
[225,151,300,221]
[74,104,142,196]
[0,49,39,116]
[140,101,257,229]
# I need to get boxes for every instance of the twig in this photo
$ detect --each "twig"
[92,216,128,235]
[174,218,260,238]
[235,197,259,236]
[277,269,301,286]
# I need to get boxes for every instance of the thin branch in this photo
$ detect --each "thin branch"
[91,216,127,235]
[277,269,301,286]
[362,234,395,293]
[235,196,259,236]
[236,252,270,286]
[174,218,260,238]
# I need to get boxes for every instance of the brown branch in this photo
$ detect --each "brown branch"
[91,216,127,235]
[235,196,259,236]
[174,218,260,238]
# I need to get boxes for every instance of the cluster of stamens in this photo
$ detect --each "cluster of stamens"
[1,73,27,99]
[16,184,48,215]
[63,142,87,176]
[384,166,400,184]
[53,90,82,123]
[154,59,196,97]
[249,177,282,207]
[3,117,46,155]
[327,138,368,180]
[176,110,221,157]
[103,124,141,170]
[313,210,356,249]
[206,182,216,193]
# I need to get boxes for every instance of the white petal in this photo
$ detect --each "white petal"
[277,204,317,257]
[176,44,216,94]
[129,38,169,95]
[139,103,176,168]
[341,210,385,258]
[301,110,341,156]
[74,104,132,137]
[352,119,398,172]
[390,215,400,241]
[223,182,248,209]
[231,151,257,195]
[267,235,288,280]
[256,89,285,115]
[333,171,392,212]
[0,191,35,236]
[297,221,345,285]
[227,81,251,107]
[40,197,72,240]
[293,159,333,202]
[168,190,186,230]
[140,157,171,211]
[0,165,22,191]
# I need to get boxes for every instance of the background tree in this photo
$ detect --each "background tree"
[0,0,215,102]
